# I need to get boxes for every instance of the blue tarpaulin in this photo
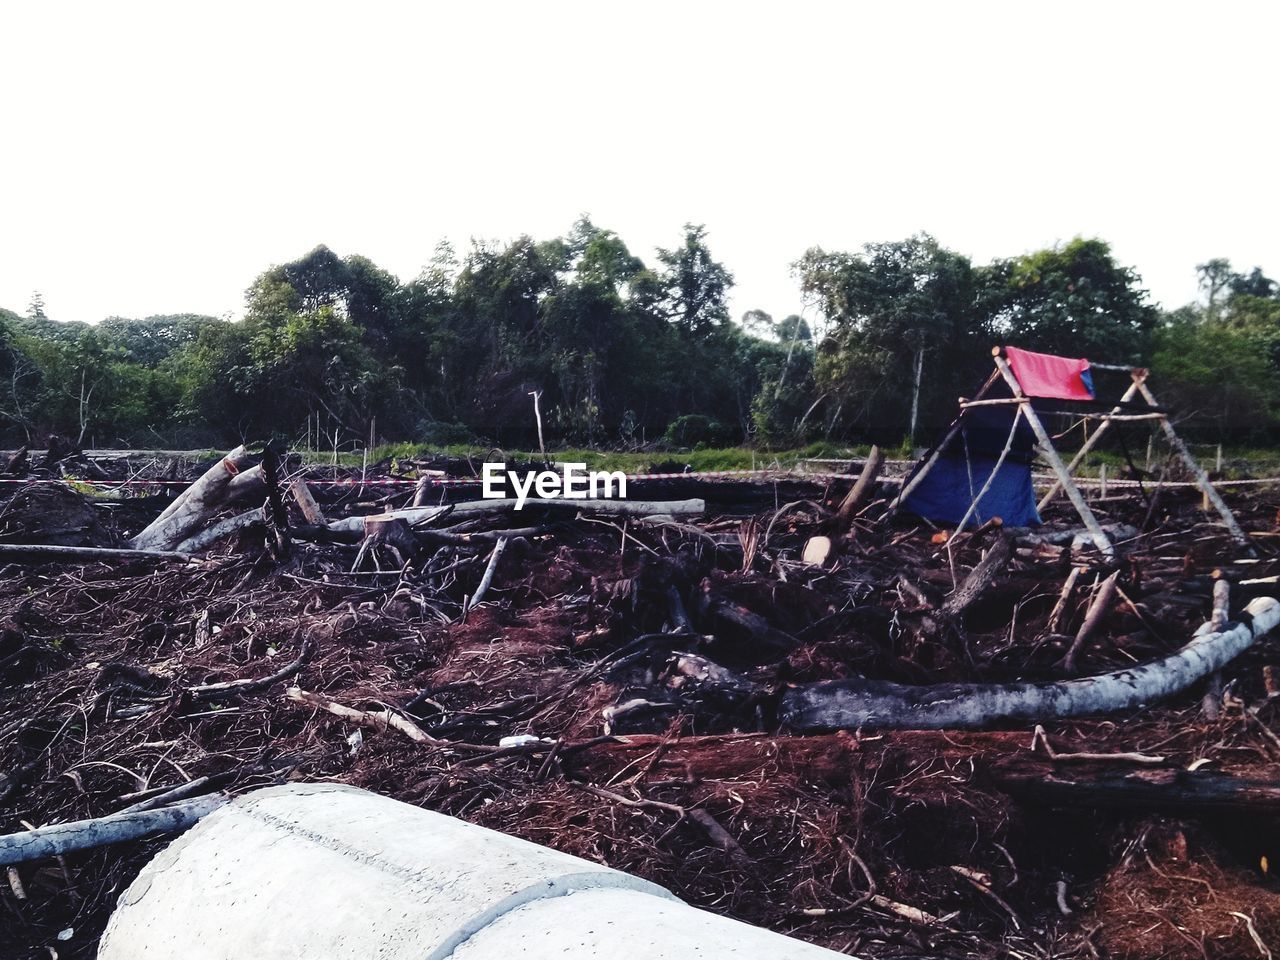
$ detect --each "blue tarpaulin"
[903,454,1041,527]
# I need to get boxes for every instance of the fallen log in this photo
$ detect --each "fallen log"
[1021,523,1138,552]
[130,446,253,551]
[225,463,266,503]
[669,652,765,707]
[173,508,263,554]
[695,582,798,656]
[324,498,705,535]
[0,543,193,563]
[0,794,227,866]
[992,758,1280,814]
[780,596,1280,731]
[919,532,1015,641]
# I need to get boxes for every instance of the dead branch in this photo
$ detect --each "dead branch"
[289,478,327,524]
[0,794,227,866]
[1060,570,1120,673]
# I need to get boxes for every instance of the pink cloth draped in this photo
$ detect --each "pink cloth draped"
[1004,346,1093,401]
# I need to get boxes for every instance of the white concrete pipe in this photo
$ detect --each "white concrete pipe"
[100,782,849,960]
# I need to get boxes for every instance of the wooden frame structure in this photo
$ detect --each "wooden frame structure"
[890,347,1249,559]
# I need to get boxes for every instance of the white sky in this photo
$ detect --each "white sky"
[1,1,1276,326]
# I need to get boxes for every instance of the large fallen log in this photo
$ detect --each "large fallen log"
[130,447,253,551]
[992,758,1280,814]
[173,508,263,554]
[780,596,1280,731]
[225,463,266,503]
[324,498,705,535]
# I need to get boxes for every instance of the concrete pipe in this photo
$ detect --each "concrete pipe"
[100,782,849,960]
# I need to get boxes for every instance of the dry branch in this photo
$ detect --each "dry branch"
[0,794,226,866]
[286,687,446,746]
[1060,570,1121,672]
[289,478,327,524]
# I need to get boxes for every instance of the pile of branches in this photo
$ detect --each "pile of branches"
[2,445,1280,959]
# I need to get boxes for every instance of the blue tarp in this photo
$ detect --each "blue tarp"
[903,454,1041,527]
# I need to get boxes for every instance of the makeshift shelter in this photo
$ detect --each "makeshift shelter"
[892,346,1248,559]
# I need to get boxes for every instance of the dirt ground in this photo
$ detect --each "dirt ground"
[1,457,1279,959]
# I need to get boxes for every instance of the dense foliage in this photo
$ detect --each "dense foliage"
[1,224,1276,450]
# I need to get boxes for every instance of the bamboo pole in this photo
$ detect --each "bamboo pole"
[992,354,1114,557]
[1134,379,1249,549]
[951,407,1023,538]
[887,368,1002,514]
[1038,380,1140,510]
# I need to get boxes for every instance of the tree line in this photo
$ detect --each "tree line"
[1,221,1276,451]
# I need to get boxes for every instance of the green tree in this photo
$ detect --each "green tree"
[984,238,1158,362]
[654,224,734,335]
[798,234,982,442]
[1196,258,1235,319]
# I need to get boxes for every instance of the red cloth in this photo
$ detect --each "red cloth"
[1004,346,1093,401]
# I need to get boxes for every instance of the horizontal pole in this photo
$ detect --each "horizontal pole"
[1078,412,1167,422]
[959,397,1028,409]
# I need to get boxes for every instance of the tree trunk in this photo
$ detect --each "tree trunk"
[0,544,192,563]
[324,498,705,535]
[908,346,924,443]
